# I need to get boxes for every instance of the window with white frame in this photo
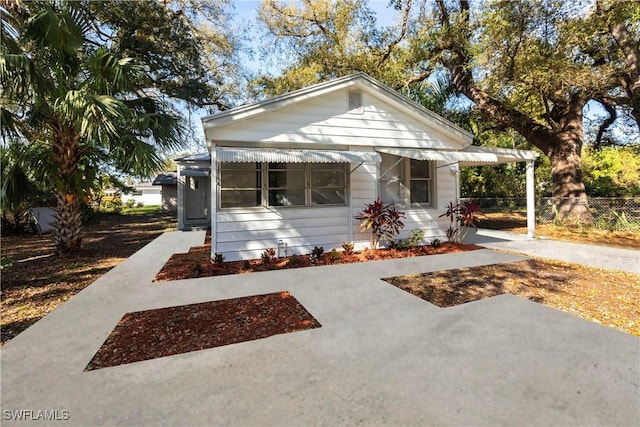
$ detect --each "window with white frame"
[219,162,348,209]
[408,158,433,206]
[379,155,435,208]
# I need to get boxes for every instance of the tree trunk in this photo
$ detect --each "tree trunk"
[51,129,83,254]
[545,130,592,223]
[53,190,82,254]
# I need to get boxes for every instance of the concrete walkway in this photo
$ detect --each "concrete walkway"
[1,231,638,426]
[466,228,640,274]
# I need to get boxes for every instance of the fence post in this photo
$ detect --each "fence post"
[526,160,535,238]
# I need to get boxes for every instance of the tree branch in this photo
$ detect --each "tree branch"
[377,0,413,67]
[432,0,557,154]
[594,98,618,149]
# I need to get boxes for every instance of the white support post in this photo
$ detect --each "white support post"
[177,165,184,230]
[210,144,217,259]
[526,159,535,239]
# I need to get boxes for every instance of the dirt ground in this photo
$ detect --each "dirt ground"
[1,212,176,345]
[482,212,640,249]
[385,258,640,336]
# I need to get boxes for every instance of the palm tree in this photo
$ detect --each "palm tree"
[1,2,184,253]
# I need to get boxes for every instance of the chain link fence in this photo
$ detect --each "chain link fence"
[463,197,640,233]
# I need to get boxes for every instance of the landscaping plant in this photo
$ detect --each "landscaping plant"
[440,200,480,243]
[261,248,277,267]
[213,253,225,265]
[309,246,325,264]
[191,262,204,278]
[288,254,300,267]
[392,228,425,250]
[341,242,354,255]
[356,198,405,249]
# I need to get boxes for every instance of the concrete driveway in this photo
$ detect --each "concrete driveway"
[1,231,638,426]
[466,228,640,274]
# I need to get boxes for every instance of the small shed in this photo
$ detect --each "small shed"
[152,172,178,212]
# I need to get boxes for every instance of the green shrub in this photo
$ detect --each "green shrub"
[191,262,204,277]
[288,254,299,267]
[393,228,425,249]
[341,241,354,255]
[1,256,15,270]
[310,246,324,264]
[213,252,225,265]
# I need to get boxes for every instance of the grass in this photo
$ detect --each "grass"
[121,205,167,215]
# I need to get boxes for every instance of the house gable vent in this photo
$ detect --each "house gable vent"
[348,90,363,113]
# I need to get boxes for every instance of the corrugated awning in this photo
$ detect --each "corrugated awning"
[376,147,499,163]
[216,147,381,163]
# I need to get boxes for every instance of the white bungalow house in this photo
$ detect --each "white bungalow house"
[175,73,538,261]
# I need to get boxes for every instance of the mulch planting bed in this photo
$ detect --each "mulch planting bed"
[85,291,321,371]
[153,243,482,282]
[384,258,640,336]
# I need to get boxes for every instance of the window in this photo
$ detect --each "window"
[310,163,346,205]
[220,162,262,208]
[378,154,436,209]
[408,159,433,206]
[268,163,306,206]
[219,162,348,209]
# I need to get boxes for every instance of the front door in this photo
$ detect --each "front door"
[185,176,208,220]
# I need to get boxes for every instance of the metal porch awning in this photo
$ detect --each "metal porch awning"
[375,147,499,164]
[215,147,381,163]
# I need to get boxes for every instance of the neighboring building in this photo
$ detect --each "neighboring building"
[152,173,178,212]
[176,73,538,261]
[122,181,162,206]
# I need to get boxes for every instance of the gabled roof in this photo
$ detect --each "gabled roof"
[174,153,210,163]
[152,172,177,186]
[201,73,474,144]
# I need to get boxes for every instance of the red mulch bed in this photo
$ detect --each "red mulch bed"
[85,291,320,371]
[153,243,482,282]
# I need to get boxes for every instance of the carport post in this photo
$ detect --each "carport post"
[526,159,535,238]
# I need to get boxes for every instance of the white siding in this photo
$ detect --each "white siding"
[398,162,456,243]
[216,206,350,261]
[211,91,467,149]
[352,159,456,249]
[350,162,377,250]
